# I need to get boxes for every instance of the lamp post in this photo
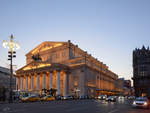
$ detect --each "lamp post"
[2,34,20,103]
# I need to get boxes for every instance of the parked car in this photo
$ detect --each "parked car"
[41,95,55,101]
[61,96,73,100]
[106,96,116,102]
[72,96,79,100]
[97,95,107,100]
[118,96,124,100]
[132,97,150,109]
[55,95,62,100]
[21,95,40,102]
[79,95,88,100]
[128,96,136,100]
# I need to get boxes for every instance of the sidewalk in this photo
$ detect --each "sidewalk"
[0,100,19,104]
[0,100,8,104]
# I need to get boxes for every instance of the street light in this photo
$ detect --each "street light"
[2,34,20,103]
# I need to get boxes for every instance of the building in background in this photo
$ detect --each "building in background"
[16,40,121,97]
[118,78,132,96]
[0,66,15,101]
[133,46,150,97]
[115,79,124,95]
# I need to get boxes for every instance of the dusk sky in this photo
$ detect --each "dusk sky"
[0,0,150,80]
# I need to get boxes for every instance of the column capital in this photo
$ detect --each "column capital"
[64,70,71,74]
[30,73,35,76]
[42,71,48,74]
[22,75,26,77]
[37,72,41,75]
[49,71,53,73]
[16,76,20,78]
[56,69,61,72]
[24,74,30,77]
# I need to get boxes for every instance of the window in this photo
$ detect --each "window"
[140,71,147,76]
[140,65,147,71]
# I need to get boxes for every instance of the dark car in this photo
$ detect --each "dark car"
[106,96,116,102]
[55,95,62,100]
[79,95,88,100]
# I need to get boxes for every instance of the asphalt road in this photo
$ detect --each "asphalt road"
[0,99,150,113]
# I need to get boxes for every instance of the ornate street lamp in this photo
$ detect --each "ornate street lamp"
[2,34,20,103]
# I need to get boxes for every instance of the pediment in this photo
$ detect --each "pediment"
[16,61,69,74]
[17,61,51,72]
[26,41,66,55]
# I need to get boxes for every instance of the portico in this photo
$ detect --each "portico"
[16,62,70,96]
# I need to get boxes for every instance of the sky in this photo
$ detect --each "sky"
[0,0,150,81]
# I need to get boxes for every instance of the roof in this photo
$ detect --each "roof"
[26,41,67,56]
[0,66,10,75]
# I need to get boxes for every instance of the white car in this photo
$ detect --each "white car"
[61,96,73,100]
[97,95,107,100]
[118,96,124,100]
[106,96,116,102]
[132,97,150,109]
[128,96,135,100]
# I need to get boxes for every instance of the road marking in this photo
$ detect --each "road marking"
[107,109,118,113]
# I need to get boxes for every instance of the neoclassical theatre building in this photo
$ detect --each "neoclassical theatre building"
[16,40,121,97]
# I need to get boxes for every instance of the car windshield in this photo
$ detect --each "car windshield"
[108,96,113,98]
[22,95,28,97]
[30,95,36,98]
[136,98,147,101]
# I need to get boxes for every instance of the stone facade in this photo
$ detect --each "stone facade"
[0,66,15,101]
[16,40,121,97]
[133,46,150,97]
[0,66,15,89]
[118,78,131,96]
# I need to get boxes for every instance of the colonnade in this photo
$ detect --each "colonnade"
[16,70,69,96]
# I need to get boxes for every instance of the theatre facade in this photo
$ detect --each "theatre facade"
[16,40,122,97]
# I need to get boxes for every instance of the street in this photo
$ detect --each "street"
[0,99,150,113]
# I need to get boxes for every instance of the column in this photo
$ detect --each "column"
[16,77,18,90]
[37,74,40,90]
[99,74,100,89]
[43,73,46,89]
[23,76,26,90]
[49,72,53,89]
[63,72,69,96]
[31,75,34,91]
[21,76,23,90]
[18,77,20,90]
[57,71,61,95]
[25,76,28,91]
